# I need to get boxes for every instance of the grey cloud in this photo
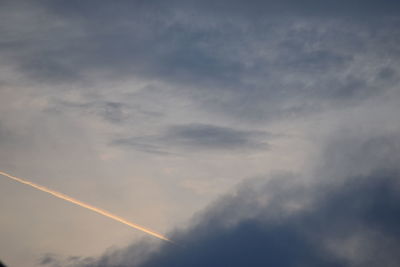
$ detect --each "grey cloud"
[138,173,400,267]
[39,254,57,266]
[164,124,270,150]
[188,0,400,18]
[377,67,397,81]
[53,100,129,124]
[46,0,400,20]
[317,134,400,179]
[112,139,174,155]
[114,124,271,153]
[2,1,399,124]
[39,254,94,267]
[47,98,163,125]
[44,133,400,267]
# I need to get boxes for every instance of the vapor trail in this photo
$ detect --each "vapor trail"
[0,170,172,243]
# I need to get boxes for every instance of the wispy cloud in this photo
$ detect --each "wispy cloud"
[113,124,272,154]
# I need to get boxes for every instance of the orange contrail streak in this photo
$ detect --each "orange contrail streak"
[0,170,172,243]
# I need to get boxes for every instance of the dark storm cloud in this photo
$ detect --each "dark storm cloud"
[114,124,271,153]
[134,172,400,267]
[43,133,400,267]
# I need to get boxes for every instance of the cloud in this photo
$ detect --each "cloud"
[165,124,269,149]
[2,0,399,124]
[114,124,271,154]
[1,1,400,266]
[46,0,400,20]
[42,132,400,267]
[39,255,57,266]
[51,100,135,124]
[185,0,400,18]
[137,173,400,267]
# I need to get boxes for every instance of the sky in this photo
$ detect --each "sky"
[0,0,400,266]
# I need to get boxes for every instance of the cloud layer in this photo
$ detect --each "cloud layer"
[2,0,400,124]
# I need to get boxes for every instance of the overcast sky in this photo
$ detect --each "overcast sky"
[1,1,400,266]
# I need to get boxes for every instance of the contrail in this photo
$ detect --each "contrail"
[0,170,172,243]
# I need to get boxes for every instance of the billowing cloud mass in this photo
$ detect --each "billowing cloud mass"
[39,132,400,267]
[1,0,400,266]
